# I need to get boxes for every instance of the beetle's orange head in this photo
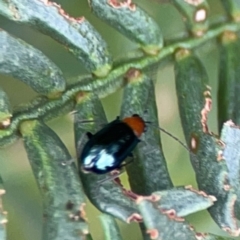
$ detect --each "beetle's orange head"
[122,114,146,137]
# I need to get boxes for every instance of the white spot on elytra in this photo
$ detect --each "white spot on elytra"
[96,149,115,170]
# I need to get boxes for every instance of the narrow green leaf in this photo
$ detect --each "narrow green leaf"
[0,0,112,76]
[0,86,11,128]
[137,195,232,240]
[0,189,7,240]
[137,197,199,240]
[99,214,122,240]
[152,186,216,217]
[20,120,88,240]
[74,93,141,223]
[218,31,240,129]
[220,121,240,219]
[0,30,65,97]
[89,0,163,55]
[136,186,216,240]
[172,0,209,36]
[174,50,240,236]
[120,69,173,195]
[220,0,240,21]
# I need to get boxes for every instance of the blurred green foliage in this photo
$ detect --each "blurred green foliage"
[0,0,237,240]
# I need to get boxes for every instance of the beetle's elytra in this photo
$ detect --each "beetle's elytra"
[80,114,145,174]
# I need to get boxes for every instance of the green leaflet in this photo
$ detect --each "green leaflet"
[136,188,228,240]
[175,50,239,236]
[137,197,203,240]
[120,69,173,195]
[220,121,240,219]
[218,31,240,129]
[89,0,163,55]
[152,187,216,217]
[0,30,66,97]
[20,120,88,240]
[0,0,112,76]
[172,0,209,36]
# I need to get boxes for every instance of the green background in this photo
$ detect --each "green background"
[0,0,236,239]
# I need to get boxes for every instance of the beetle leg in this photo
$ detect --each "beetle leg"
[86,132,93,139]
[61,158,75,166]
[95,170,124,187]
[120,154,135,168]
[128,152,134,158]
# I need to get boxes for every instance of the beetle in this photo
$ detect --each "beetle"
[79,112,192,177]
[80,114,146,174]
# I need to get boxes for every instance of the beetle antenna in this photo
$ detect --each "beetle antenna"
[145,122,195,158]
[70,110,96,123]
[147,122,199,161]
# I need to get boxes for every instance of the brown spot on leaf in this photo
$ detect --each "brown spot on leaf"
[224,120,240,129]
[220,31,238,44]
[146,228,159,239]
[9,4,20,20]
[161,209,184,222]
[216,139,225,148]
[0,118,11,129]
[188,224,195,231]
[201,95,212,133]
[112,174,141,200]
[126,213,142,223]
[190,133,199,153]
[79,203,87,221]
[195,232,208,240]
[150,194,161,202]
[223,185,231,191]
[217,150,224,161]
[222,174,231,191]
[185,185,206,196]
[66,201,74,210]
[108,0,136,11]
[75,92,91,103]
[185,185,217,201]
[125,68,142,83]
[67,202,87,222]
[225,120,236,127]
[223,194,240,237]
[223,227,240,237]
[175,48,191,61]
[135,195,160,204]
[39,0,85,23]
[122,189,139,200]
